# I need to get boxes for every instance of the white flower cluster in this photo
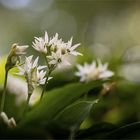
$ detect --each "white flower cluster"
[75,60,114,82]
[0,112,16,128]
[32,31,82,68]
[17,55,49,93]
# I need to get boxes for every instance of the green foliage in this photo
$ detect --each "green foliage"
[76,122,117,139]
[54,100,98,130]
[0,56,19,86]
[19,81,104,128]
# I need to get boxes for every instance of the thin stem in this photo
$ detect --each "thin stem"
[0,69,8,112]
[23,93,32,117]
[69,131,75,140]
[84,92,88,99]
[40,70,51,101]
[40,54,53,101]
[69,127,77,140]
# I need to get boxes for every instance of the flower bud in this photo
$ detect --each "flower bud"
[6,43,28,71]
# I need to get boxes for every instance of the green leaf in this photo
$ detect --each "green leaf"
[19,81,104,128]
[105,121,140,139]
[54,100,98,129]
[76,122,117,139]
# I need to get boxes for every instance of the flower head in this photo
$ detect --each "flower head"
[17,56,48,93]
[32,31,82,70]
[75,60,114,82]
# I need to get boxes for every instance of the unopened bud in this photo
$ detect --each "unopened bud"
[6,43,28,71]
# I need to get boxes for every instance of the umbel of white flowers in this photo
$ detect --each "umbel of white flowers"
[32,31,82,69]
[17,55,49,95]
[75,60,114,82]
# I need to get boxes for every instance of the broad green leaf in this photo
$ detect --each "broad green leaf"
[19,81,104,127]
[105,121,140,139]
[54,100,98,130]
[76,122,117,139]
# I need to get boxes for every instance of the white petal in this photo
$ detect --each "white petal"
[70,51,83,56]
[33,57,39,68]
[8,117,16,128]
[48,77,53,80]
[49,60,57,65]
[71,43,80,51]
[45,31,49,43]
[38,65,47,70]
[0,112,9,124]
[99,71,114,79]
[67,37,73,47]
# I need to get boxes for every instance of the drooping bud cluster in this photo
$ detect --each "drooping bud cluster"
[6,43,28,71]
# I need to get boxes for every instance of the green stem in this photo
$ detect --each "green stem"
[69,131,75,140]
[40,70,51,101]
[69,127,76,140]
[23,73,34,116]
[40,54,54,101]
[23,93,32,116]
[0,69,8,112]
[84,92,88,99]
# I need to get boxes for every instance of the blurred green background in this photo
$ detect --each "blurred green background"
[1,0,140,128]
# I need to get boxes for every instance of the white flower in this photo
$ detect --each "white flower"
[17,55,48,89]
[47,51,70,67]
[75,60,114,82]
[66,37,82,56]
[49,33,59,46]
[49,33,65,53]
[32,31,82,56]
[0,112,16,128]
[32,31,82,70]
[97,60,114,79]
[32,31,48,54]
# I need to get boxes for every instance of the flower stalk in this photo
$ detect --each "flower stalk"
[0,69,9,112]
[23,91,32,116]
[40,69,52,101]
[0,44,28,112]
[23,73,34,115]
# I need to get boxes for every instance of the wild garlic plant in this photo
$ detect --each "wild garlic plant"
[0,31,115,129]
[0,31,82,124]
